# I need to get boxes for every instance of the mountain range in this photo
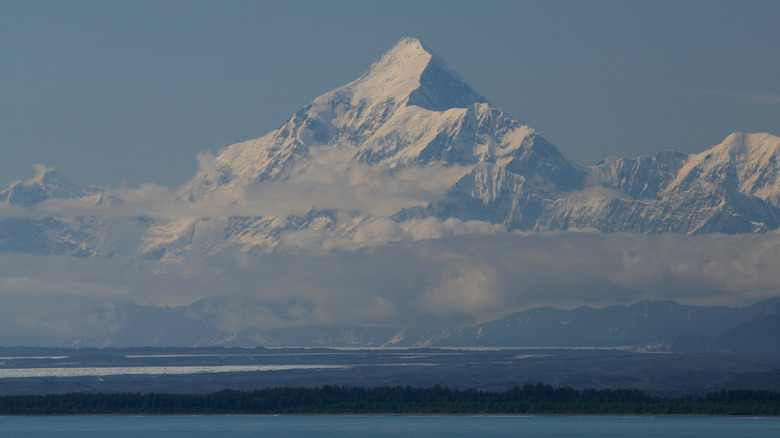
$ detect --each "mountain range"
[63,296,780,354]
[2,37,780,348]
[4,38,780,259]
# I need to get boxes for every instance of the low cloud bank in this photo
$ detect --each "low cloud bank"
[181,151,471,218]
[1,231,779,345]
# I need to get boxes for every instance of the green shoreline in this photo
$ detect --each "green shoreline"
[1,385,778,416]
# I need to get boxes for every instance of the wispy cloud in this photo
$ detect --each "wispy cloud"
[699,89,780,105]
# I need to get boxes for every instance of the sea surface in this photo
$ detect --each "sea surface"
[1,415,779,437]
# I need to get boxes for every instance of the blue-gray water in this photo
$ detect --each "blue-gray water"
[2,415,780,437]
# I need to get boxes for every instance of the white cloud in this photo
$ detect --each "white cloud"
[177,146,471,219]
[352,218,405,245]
[400,217,507,241]
[6,229,780,346]
[417,263,501,318]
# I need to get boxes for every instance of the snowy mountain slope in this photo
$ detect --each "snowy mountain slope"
[567,133,780,233]
[667,132,780,205]
[411,132,780,234]
[0,168,116,256]
[0,168,150,257]
[0,216,92,256]
[1,166,87,207]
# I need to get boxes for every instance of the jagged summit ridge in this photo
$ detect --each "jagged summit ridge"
[417,131,780,234]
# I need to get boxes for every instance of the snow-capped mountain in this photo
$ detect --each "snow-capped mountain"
[402,131,780,234]
[147,37,593,258]
[179,37,497,199]
[1,166,88,207]
[161,36,780,259]
[138,37,584,259]
[3,37,780,259]
[184,36,583,197]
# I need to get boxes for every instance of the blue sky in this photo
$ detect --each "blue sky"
[2,0,779,189]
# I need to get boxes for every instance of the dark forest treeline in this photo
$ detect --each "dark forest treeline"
[1,384,779,416]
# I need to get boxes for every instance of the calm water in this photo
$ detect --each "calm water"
[1,415,779,437]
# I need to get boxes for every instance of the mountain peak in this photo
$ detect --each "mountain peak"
[382,37,429,58]
[345,37,488,111]
[720,132,780,154]
[394,36,426,48]
[683,132,780,170]
[1,165,84,206]
[362,37,431,80]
